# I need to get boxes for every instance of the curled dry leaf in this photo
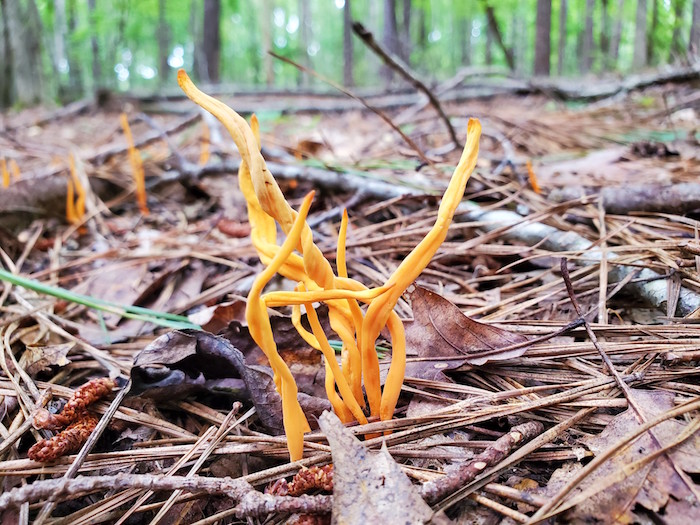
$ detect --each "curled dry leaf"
[20,342,73,376]
[404,286,529,381]
[319,411,452,525]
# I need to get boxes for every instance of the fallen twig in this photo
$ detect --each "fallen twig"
[352,22,460,149]
[420,421,543,504]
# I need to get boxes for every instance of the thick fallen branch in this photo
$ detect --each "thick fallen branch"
[550,183,700,215]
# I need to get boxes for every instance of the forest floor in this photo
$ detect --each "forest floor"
[0,80,699,524]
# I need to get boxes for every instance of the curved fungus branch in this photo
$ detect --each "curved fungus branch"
[177,69,481,461]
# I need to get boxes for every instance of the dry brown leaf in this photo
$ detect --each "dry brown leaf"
[188,300,246,333]
[544,389,700,524]
[20,342,73,376]
[319,411,452,525]
[405,286,529,381]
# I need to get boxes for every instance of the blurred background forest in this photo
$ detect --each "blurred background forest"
[1,0,699,108]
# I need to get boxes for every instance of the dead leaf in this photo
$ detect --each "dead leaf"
[130,330,329,434]
[319,411,452,525]
[20,343,73,376]
[188,300,246,333]
[544,389,700,523]
[405,286,529,380]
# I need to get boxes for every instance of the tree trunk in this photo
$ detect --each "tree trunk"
[0,0,12,107]
[298,0,311,87]
[670,0,687,58]
[54,0,69,98]
[581,0,595,73]
[343,0,354,86]
[558,0,568,75]
[458,14,472,66]
[634,0,648,69]
[691,0,700,56]
[534,0,552,75]
[483,3,516,70]
[202,0,221,83]
[399,0,411,62]
[382,0,399,85]
[646,0,658,64]
[485,21,494,65]
[87,0,102,90]
[261,0,273,86]
[600,0,611,69]
[609,0,625,67]
[5,0,44,105]
[158,0,170,87]
[66,0,84,99]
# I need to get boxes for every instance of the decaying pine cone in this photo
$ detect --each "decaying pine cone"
[33,377,115,430]
[28,412,98,462]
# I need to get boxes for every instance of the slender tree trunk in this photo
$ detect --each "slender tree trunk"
[0,0,13,107]
[691,0,700,56]
[670,0,687,59]
[458,14,472,66]
[298,0,311,87]
[261,0,273,85]
[512,8,526,75]
[66,0,84,98]
[558,0,568,75]
[87,0,102,90]
[581,0,595,73]
[647,0,658,64]
[600,0,611,69]
[634,0,648,69]
[609,0,625,67]
[399,0,412,62]
[343,0,354,86]
[6,0,44,105]
[534,0,552,75]
[382,0,399,85]
[482,3,516,70]
[158,0,170,86]
[202,0,221,83]
[485,22,493,65]
[54,0,69,98]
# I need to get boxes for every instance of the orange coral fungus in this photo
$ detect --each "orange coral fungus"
[1,158,8,188]
[69,155,86,223]
[199,120,211,166]
[9,159,20,181]
[526,160,541,194]
[120,113,149,215]
[177,69,481,461]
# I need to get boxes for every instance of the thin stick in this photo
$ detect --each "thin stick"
[352,22,460,149]
[268,51,437,169]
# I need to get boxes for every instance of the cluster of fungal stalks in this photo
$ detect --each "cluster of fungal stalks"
[178,69,481,461]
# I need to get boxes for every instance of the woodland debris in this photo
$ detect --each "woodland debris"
[420,421,544,505]
[352,22,460,148]
[550,182,700,215]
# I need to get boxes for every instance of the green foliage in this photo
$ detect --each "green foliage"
[18,0,698,103]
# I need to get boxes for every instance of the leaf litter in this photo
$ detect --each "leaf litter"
[0,81,699,523]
